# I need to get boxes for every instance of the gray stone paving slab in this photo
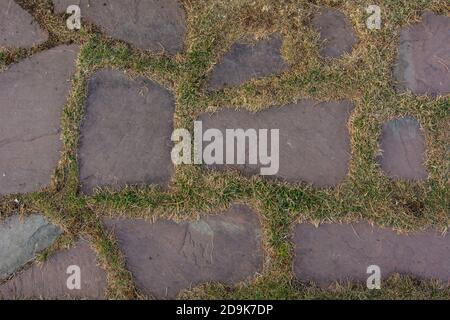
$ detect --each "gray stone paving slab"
[0,239,107,299]
[197,100,354,187]
[312,7,357,58]
[294,222,450,286]
[103,204,264,299]
[0,214,61,280]
[78,69,175,194]
[53,0,186,54]
[394,11,450,96]
[207,34,288,90]
[0,0,48,48]
[0,45,79,195]
[378,117,428,181]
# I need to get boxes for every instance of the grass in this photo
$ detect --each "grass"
[0,0,448,300]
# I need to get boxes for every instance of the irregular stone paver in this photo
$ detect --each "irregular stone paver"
[312,8,357,58]
[53,0,186,54]
[198,100,354,187]
[0,214,61,280]
[207,34,287,90]
[79,70,175,194]
[0,45,79,195]
[378,117,428,181]
[394,11,450,96]
[294,222,450,286]
[103,204,263,299]
[0,0,48,48]
[0,240,107,300]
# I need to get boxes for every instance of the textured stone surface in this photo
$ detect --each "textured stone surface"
[207,34,287,90]
[0,240,107,299]
[53,0,186,54]
[378,117,428,181]
[103,205,263,299]
[294,222,450,286]
[79,70,175,194]
[394,12,450,96]
[0,0,48,48]
[198,100,354,186]
[0,214,61,280]
[312,8,357,58]
[0,45,79,195]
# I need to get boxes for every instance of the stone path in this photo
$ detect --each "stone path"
[0,240,107,300]
[198,100,354,186]
[78,69,175,194]
[53,0,186,54]
[0,45,79,195]
[0,2,448,300]
[378,117,428,181]
[294,223,450,286]
[104,205,263,299]
[0,0,48,48]
[0,214,61,280]
[207,34,287,90]
[394,11,450,96]
[312,7,357,58]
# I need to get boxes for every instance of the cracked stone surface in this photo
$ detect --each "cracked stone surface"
[0,214,61,280]
[294,222,450,286]
[207,34,287,90]
[0,239,107,300]
[394,11,450,96]
[0,45,80,195]
[0,0,48,48]
[197,100,354,186]
[53,0,186,54]
[378,117,428,181]
[79,69,175,194]
[103,204,263,299]
[312,7,357,58]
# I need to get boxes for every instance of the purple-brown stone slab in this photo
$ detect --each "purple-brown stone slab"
[0,0,48,48]
[207,34,288,90]
[0,240,107,300]
[78,69,175,194]
[103,204,263,299]
[378,117,428,181]
[394,11,450,96]
[294,222,450,286]
[52,0,186,54]
[197,100,354,187]
[0,214,61,280]
[312,7,357,58]
[0,45,79,195]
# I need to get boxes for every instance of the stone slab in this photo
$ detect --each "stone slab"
[103,204,263,299]
[207,34,288,90]
[0,214,61,280]
[378,117,428,181]
[294,222,450,286]
[394,11,450,96]
[0,0,48,48]
[0,45,79,195]
[197,100,354,187]
[312,8,357,58]
[53,0,186,54]
[78,69,175,194]
[0,240,107,299]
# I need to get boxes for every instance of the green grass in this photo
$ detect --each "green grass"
[0,0,448,299]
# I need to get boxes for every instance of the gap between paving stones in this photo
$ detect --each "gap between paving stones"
[0,0,446,300]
